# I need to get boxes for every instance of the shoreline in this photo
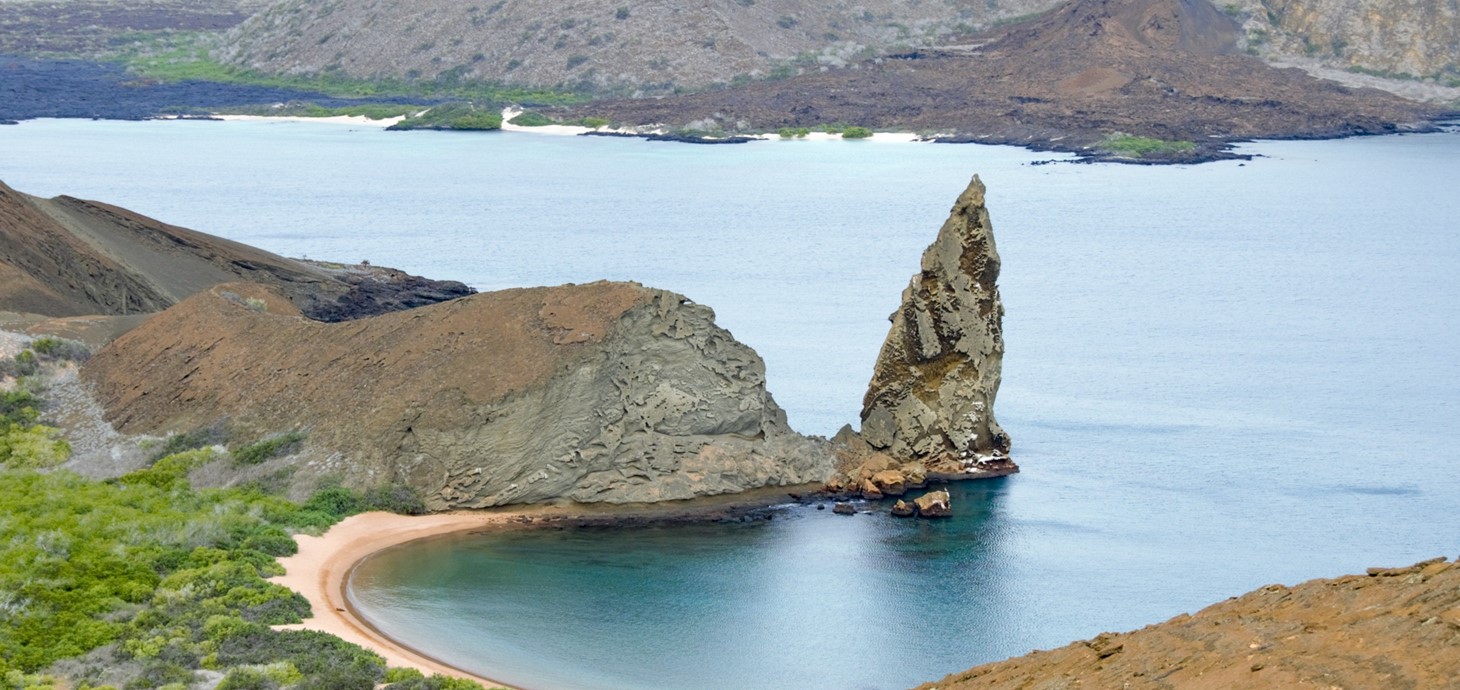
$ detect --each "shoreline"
[268,510,527,688]
[267,485,821,689]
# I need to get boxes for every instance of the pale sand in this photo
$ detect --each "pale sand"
[268,510,526,688]
[215,114,407,127]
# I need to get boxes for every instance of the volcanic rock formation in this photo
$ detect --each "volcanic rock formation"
[81,281,832,508]
[914,556,1460,690]
[0,179,472,325]
[859,175,1014,479]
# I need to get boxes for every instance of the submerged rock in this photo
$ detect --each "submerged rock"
[833,501,856,515]
[860,175,1016,479]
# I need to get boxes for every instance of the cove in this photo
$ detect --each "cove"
[2,120,1459,689]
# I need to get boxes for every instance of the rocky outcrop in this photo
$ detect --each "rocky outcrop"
[81,281,833,508]
[912,489,952,518]
[0,179,472,325]
[1237,0,1460,82]
[860,175,1015,479]
[913,556,1460,690]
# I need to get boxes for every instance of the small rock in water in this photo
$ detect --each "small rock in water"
[913,489,952,518]
[890,499,915,517]
[832,501,856,515]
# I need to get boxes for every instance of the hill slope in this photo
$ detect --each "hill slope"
[81,281,832,507]
[0,179,471,322]
[915,556,1460,690]
[572,0,1438,158]
[215,0,1059,94]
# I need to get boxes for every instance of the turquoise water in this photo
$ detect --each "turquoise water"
[3,121,1459,689]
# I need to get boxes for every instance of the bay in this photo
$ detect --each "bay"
[2,120,1458,689]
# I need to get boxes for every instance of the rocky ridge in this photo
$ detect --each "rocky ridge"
[567,0,1441,159]
[914,555,1460,690]
[215,0,1057,95]
[0,179,472,326]
[80,281,832,507]
[1235,0,1460,85]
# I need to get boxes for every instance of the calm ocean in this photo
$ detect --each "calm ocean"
[3,119,1458,689]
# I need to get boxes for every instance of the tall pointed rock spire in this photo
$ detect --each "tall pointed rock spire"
[860,174,1015,477]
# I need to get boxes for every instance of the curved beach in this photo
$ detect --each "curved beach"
[268,510,526,688]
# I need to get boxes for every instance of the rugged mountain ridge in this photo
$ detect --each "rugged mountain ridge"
[215,0,1057,94]
[81,281,832,507]
[1237,0,1460,83]
[914,556,1460,690]
[0,179,472,324]
[573,0,1437,157]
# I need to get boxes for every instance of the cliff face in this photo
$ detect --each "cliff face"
[914,556,1460,690]
[1244,0,1460,81]
[215,0,1058,94]
[81,281,832,508]
[0,179,472,324]
[859,176,1013,477]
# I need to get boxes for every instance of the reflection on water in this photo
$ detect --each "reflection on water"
[2,121,1458,689]
[351,481,1017,690]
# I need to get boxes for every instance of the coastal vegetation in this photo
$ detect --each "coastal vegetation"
[118,32,584,107]
[0,343,488,690]
[1099,133,1198,158]
[387,103,503,131]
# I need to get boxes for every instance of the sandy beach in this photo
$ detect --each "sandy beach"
[215,113,406,127]
[268,510,527,688]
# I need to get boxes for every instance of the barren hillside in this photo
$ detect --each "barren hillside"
[915,556,1460,690]
[215,0,1059,94]
[0,179,471,323]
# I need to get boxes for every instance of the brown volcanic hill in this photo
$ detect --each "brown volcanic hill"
[915,556,1460,690]
[81,281,832,507]
[0,179,471,324]
[569,0,1439,158]
[215,0,1060,95]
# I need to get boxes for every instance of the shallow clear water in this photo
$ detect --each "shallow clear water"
[3,121,1459,689]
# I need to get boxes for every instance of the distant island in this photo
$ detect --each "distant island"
[1,0,1456,161]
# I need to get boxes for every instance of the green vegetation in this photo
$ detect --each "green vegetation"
[507,110,557,126]
[0,347,461,688]
[388,103,504,131]
[777,127,810,138]
[1099,133,1198,159]
[118,33,583,107]
[0,452,459,687]
[840,126,873,139]
[222,102,424,120]
[231,431,307,467]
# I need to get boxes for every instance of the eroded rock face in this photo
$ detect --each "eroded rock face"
[82,281,832,508]
[860,175,1015,477]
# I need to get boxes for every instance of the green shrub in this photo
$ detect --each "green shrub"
[0,389,40,428]
[118,448,216,489]
[363,485,428,515]
[29,338,91,363]
[0,351,39,379]
[217,668,277,690]
[777,127,810,138]
[841,126,873,139]
[384,674,490,690]
[507,111,556,126]
[151,424,229,461]
[231,431,307,467]
[0,424,70,469]
[1100,133,1197,158]
[388,103,503,131]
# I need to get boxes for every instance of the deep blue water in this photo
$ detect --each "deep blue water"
[2,120,1458,689]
